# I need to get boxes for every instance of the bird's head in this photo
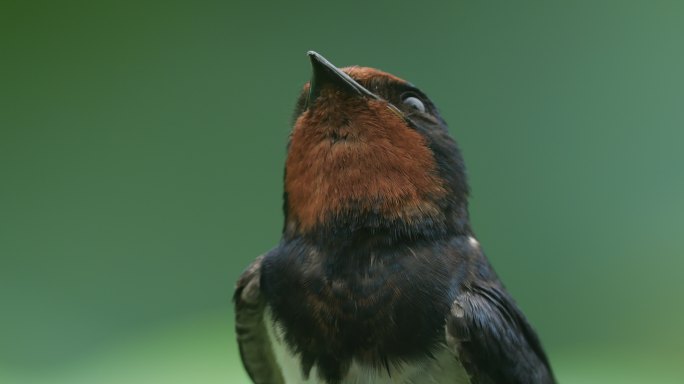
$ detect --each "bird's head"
[284,52,469,244]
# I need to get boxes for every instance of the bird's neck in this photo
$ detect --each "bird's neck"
[283,202,471,249]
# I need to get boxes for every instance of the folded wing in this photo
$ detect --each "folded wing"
[234,255,285,384]
[446,283,556,384]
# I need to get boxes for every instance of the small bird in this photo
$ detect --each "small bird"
[234,51,555,384]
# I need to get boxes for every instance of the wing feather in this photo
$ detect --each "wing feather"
[234,255,285,384]
[446,283,555,384]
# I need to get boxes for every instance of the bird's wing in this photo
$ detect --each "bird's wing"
[446,283,556,384]
[234,255,285,384]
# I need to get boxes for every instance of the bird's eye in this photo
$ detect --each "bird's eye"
[402,96,426,113]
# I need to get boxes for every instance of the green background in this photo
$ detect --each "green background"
[2,1,683,383]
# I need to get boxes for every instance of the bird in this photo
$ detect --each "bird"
[234,51,556,384]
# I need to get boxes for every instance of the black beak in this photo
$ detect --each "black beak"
[307,51,379,107]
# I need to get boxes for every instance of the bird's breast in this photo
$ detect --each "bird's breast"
[261,242,459,382]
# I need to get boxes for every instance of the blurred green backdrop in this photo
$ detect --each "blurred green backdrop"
[2,1,683,383]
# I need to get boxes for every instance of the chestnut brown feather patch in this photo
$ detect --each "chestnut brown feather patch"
[285,85,446,233]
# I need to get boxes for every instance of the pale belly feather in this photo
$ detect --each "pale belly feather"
[265,309,471,384]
